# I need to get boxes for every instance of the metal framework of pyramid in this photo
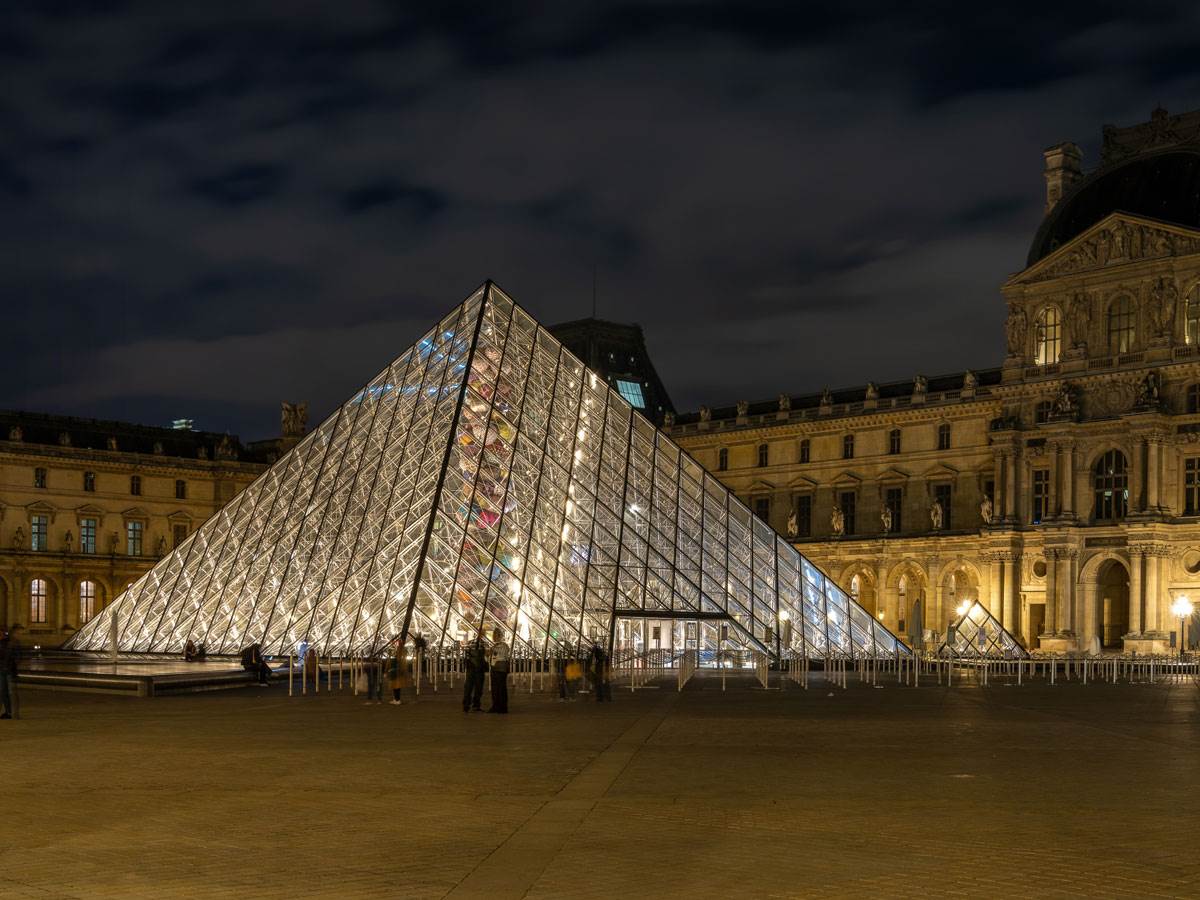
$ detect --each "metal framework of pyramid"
[937,602,1028,659]
[68,282,910,661]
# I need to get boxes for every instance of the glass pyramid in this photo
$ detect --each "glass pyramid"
[67,282,910,661]
[937,602,1028,659]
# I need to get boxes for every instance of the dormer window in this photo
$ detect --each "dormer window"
[1035,306,1062,365]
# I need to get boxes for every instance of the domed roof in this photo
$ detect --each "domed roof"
[1028,149,1200,266]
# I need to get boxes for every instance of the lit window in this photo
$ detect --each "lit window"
[126,521,144,556]
[615,379,645,408]
[80,580,97,624]
[1107,297,1135,355]
[1187,458,1200,515]
[849,574,861,603]
[30,578,47,624]
[1188,287,1200,345]
[1035,306,1062,365]
[1032,469,1050,525]
[80,518,97,554]
[31,515,48,551]
[1093,449,1128,521]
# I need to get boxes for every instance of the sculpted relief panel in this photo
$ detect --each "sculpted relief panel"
[1032,220,1200,282]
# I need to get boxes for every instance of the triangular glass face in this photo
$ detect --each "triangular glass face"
[937,602,1028,659]
[67,283,910,660]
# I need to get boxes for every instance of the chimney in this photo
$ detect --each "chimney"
[1042,142,1083,213]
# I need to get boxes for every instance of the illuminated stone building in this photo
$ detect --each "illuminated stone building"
[0,410,282,646]
[669,108,1200,654]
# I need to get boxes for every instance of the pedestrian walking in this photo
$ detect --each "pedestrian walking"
[487,628,510,714]
[363,644,386,704]
[1,624,23,719]
[388,636,410,705]
[462,638,486,713]
[588,642,612,702]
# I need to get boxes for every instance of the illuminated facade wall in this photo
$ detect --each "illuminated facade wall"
[68,283,907,660]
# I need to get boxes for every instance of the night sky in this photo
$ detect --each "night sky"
[5,3,1199,441]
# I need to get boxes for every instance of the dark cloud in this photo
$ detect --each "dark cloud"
[3,1,1200,438]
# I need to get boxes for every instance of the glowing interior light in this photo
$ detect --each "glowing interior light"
[578,428,587,441]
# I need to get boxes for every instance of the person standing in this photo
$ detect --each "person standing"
[589,642,612,702]
[462,638,486,713]
[487,628,510,714]
[1,624,23,719]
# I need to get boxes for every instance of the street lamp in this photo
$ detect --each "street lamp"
[956,600,971,618]
[1171,595,1193,659]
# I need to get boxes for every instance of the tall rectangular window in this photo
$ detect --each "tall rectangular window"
[173,523,189,548]
[1186,458,1200,515]
[757,443,768,467]
[1032,469,1050,524]
[840,491,856,536]
[31,515,48,551]
[842,434,854,460]
[937,424,951,451]
[126,521,143,556]
[175,479,187,499]
[34,467,46,488]
[753,496,770,522]
[885,488,903,533]
[80,518,97,554]
[30,579,47,624]
[934,484,952,530]
[717,448,728,471]
[83,470,96,492]
[799,439,810,464]
[130,474,141,496]
[889,429,901,455]
[796,495,812,537]
[80,581,96,624]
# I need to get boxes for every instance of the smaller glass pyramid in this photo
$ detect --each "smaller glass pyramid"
[937,602,1028,659]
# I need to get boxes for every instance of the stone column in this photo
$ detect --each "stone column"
[875,561,888,624]
[1049,444,1060,519]
[1060,551,1076,634]
[1062,444,1075,518]
[1005,451,1017,521]
[988,555,1003,617]
[1129,551,1143,635]
[1002,555,1019,634]
[1147,439,1161,513]
[1144,550,1161,633]
[1044,550,1058,635]
[1132,439,1145,513]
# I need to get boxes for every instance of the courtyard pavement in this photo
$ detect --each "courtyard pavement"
[3,672,1200,898]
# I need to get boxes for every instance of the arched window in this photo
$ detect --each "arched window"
[1188,384,1200,414]
[30,578,47,624]
[717,447,728,471]
[937,423,951,450]
[898,575,908,627]
[799,439,810,464]
[79,580,97,624]
[849,574,861,603]
[1035,306,1062,365]
[1107,297,1135,355]
[1093,449,1129,521]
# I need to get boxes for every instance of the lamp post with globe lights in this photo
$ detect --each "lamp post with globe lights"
[1171,595,1193,660]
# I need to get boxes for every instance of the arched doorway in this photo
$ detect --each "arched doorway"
[1098,560,1130,648]
[841,567,879,619]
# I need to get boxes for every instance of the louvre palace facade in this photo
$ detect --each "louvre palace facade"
[669,107,1200,654]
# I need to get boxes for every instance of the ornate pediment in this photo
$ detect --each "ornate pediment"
[831,470,863,488]
[1013,213,1200,284]
[877,467,910,484]
[787,474,819,491]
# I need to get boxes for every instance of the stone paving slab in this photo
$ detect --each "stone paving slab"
[1,676,1198,898]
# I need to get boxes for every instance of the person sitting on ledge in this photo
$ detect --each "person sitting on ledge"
[240,642,272,686]
[184,639,198,662]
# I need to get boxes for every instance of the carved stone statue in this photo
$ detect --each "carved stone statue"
[7,425,22,442]
[157,535,167,557]
[106,436,119,451]
[830,504,845,537]
[13,526,24,551]
[64,530,74,554]
[736,399,749,417]
[980,495,993,526]
[699,405,712,423]
[1148,276,1179,338]
[880,505,893,535]
[930,500,944,531]
[215,434,237,461]
[865,382,879,401]
[1005,306,1028,355]
[786,508,798,538]
[962,370,977,391]
[152,441,164,455]
[282,401,309,438]
[108,532,119,554]
[58,431,71,447]
[1134,370,1161,409]
[820,388,833,407]
[913,375,928,396]
[777,393,791,412]
[662,411,675,427]
[1067,293,1090,349]
[197,446,208,460]
[1052,382,1079,417]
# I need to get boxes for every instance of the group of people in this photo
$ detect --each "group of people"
[360,633,429,705]
[558,642,612,702]
[183,639,208,662]
[0,624,23,719]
